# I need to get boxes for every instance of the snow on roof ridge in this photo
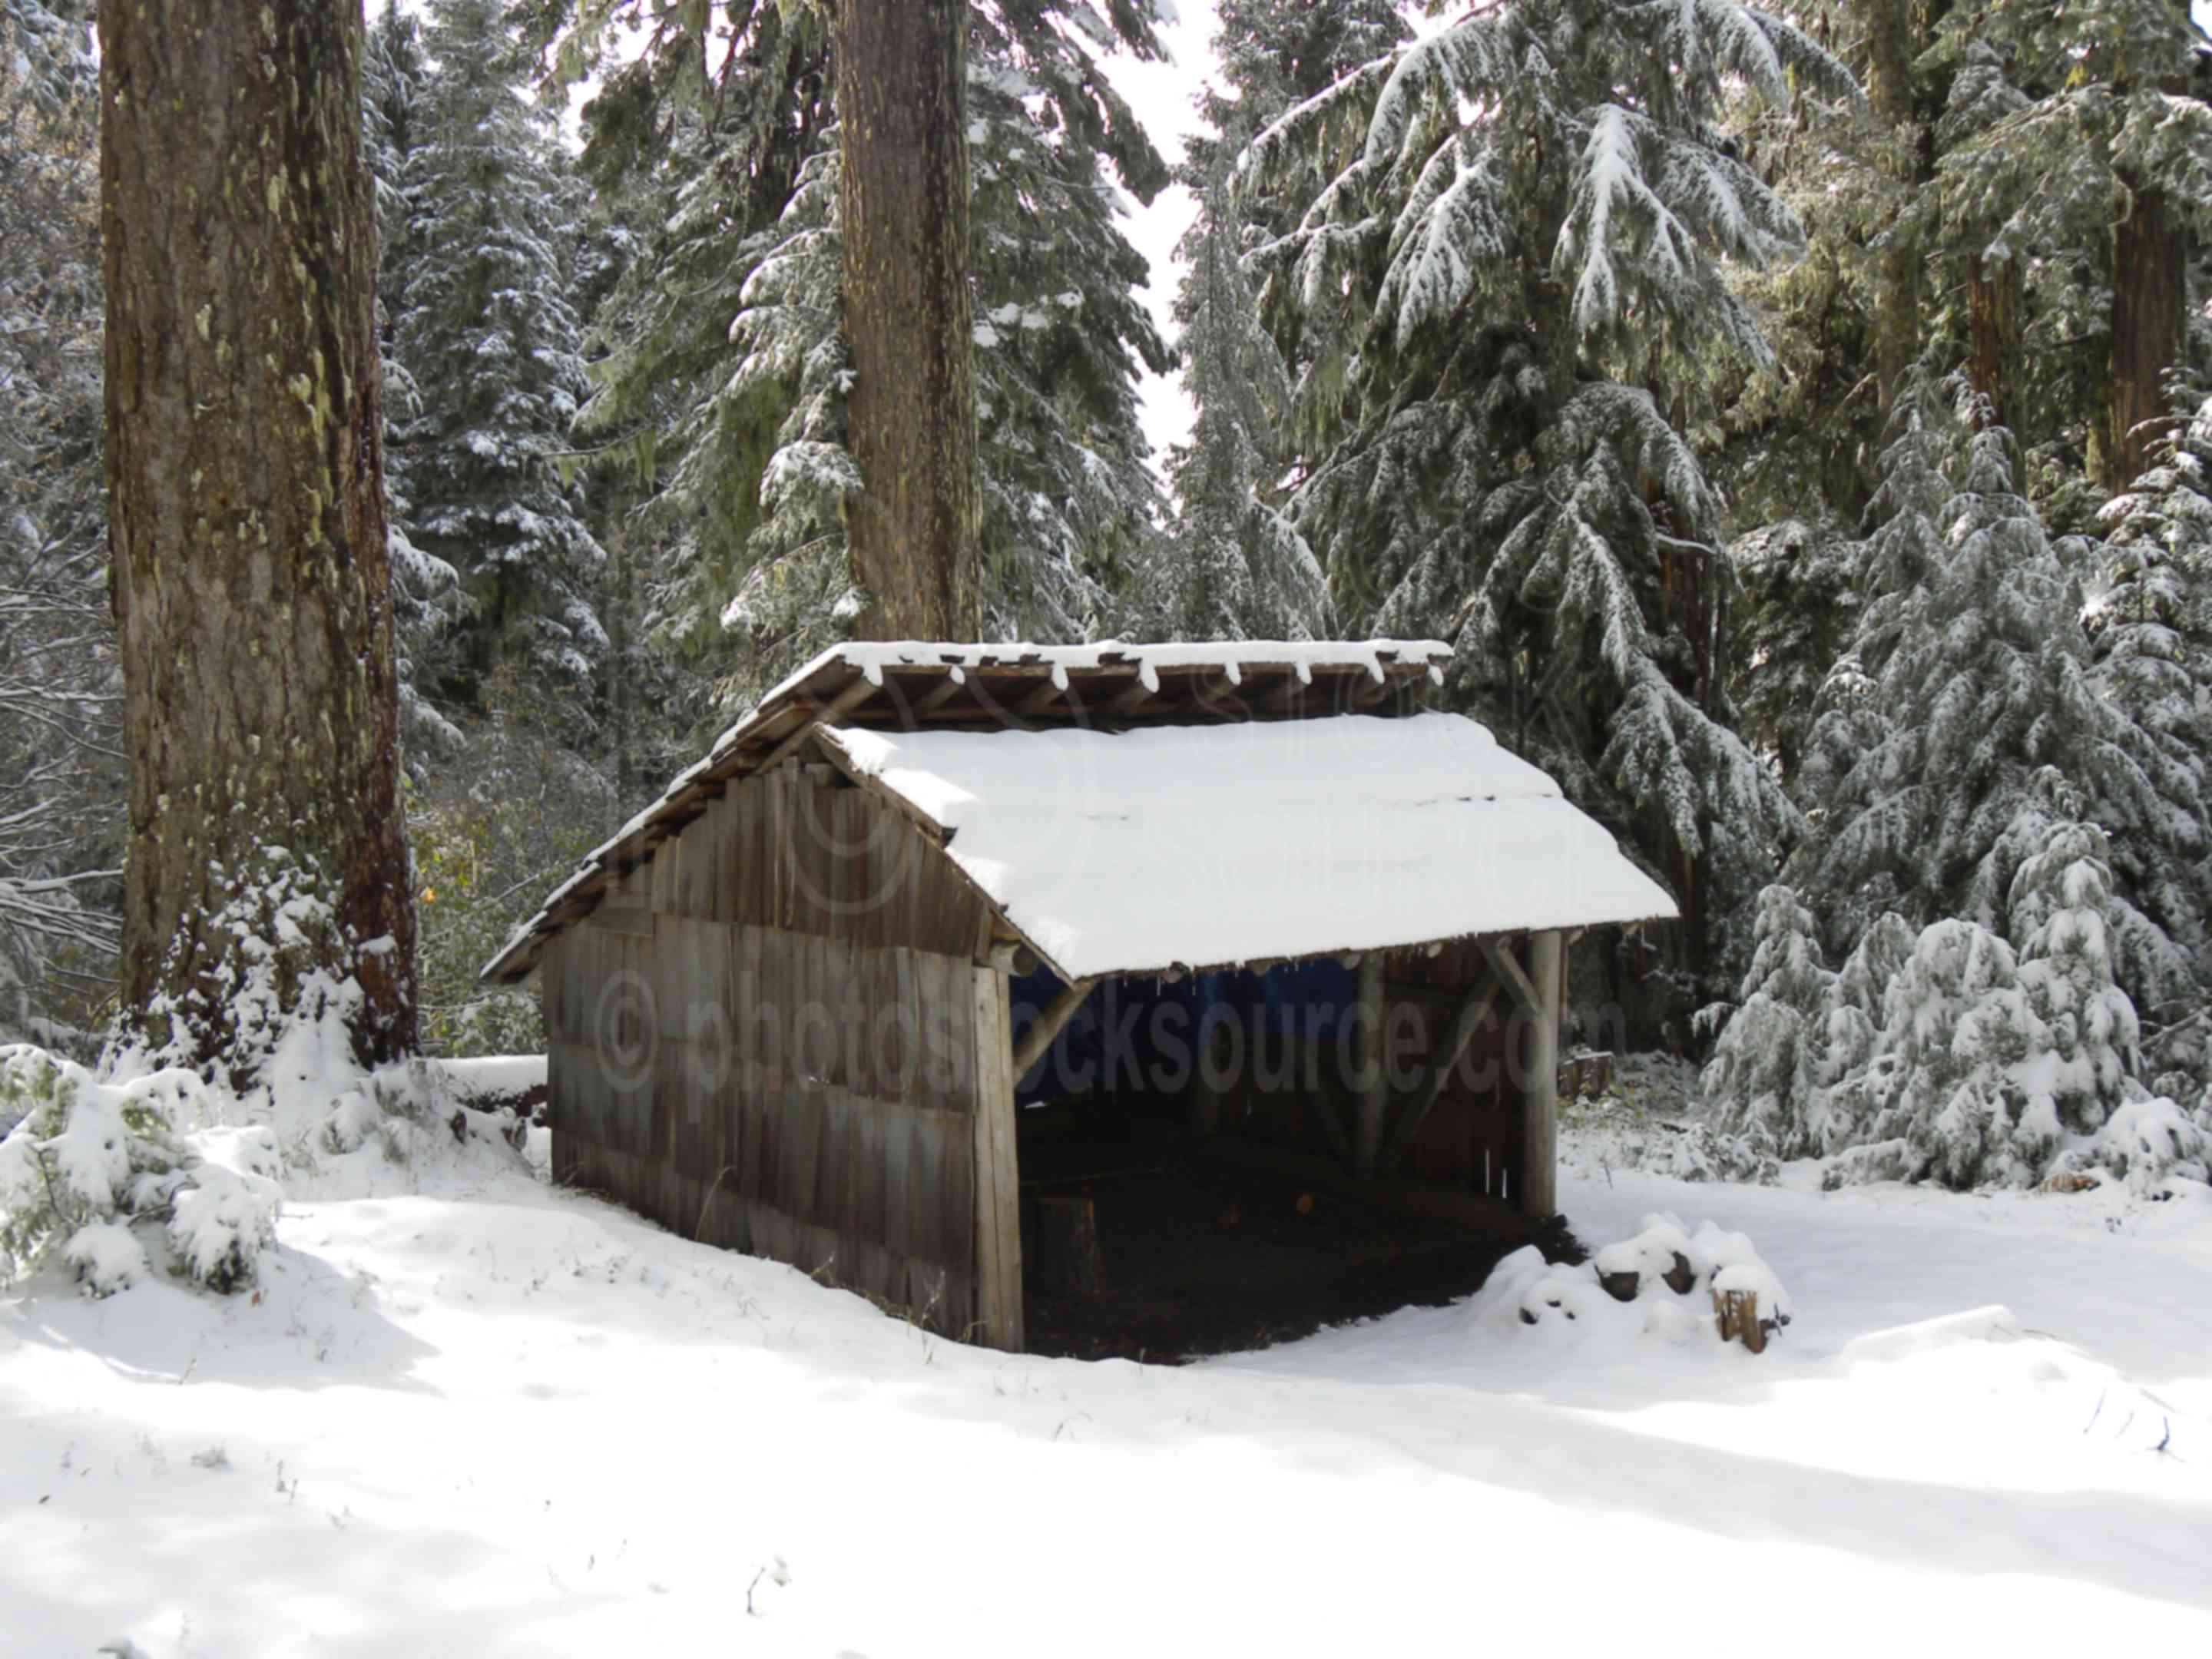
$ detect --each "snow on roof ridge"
[753,636,1454,707]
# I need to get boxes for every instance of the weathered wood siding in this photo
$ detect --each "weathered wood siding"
[545,767,1023,1346]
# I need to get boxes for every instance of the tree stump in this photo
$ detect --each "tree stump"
[1714,1286,1768,1354]
[1558,1051,1615,1100]
[1031,1193,1106,1298]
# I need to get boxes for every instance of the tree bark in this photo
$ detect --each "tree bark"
[2107,181,2186,485]
[1862,0,1922,413]
[834,0,980,641]
[101,0,417,1079]
[1966,253,2021,430]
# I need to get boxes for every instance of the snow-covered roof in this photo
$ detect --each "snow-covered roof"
[823,714,1676,980]
[480,637,1665,984]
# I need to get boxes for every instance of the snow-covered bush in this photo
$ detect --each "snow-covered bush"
[0,1045,276,1296]
[164,1127,283,1294]
[2005,821,2139,1137]
[2078,1097,2209,1195]
[1697,886,1836,1171]
[1695,813,2184,1194]
[0,1039,535,1296]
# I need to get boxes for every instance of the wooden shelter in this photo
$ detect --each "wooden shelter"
[482,641,1675,1353]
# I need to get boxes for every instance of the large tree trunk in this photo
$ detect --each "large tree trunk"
[1862,0,1922,414]
[835,0,980,640]
[2106,181,2187,485]
[101,0,417,1080]
[1966,253,2022,429]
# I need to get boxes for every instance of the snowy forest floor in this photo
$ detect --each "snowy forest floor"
[5,1073,2211,1655]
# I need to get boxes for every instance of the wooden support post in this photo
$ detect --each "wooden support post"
[1011,975,1096,1080]
[1378,968,1503,1173]
[1521,930,1562,1220]
[971,966,1025,1352]
[1354,952,1386,1177]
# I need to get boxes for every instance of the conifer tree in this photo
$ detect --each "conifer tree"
[363,5,462,762]
[2089,396,2212,992]
[1180,0,1409,389]
[0,0,91,111]
[1159,169,1327,641]
[1862,816,2142,1189]
[1150,0,1404,646]
[1242,1,1853,983]
[1931,0,2212,482]
[0,17,119,1033]
[1864,916,2037,1189]
[1796,386,2210,1012]
[394,0,605,729]
[562,2,1171,704]
[1698,886,1836,1167]
[834,0,979,640]
[556,5,834,677]
[1725,518,1855,786]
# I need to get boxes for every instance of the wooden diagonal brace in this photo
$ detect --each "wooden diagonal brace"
[1012,977,1098,1080]
[1479,937,1543,1018]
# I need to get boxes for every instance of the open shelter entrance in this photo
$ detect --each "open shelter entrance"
[1008,944,1567,1359]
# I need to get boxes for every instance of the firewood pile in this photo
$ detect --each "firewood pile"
[1473,1214,1793,1355]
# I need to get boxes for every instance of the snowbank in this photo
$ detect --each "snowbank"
[5,1139,2210,1654]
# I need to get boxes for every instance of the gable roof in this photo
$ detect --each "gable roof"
[823,714,1677,981]
[478,639,1455,983]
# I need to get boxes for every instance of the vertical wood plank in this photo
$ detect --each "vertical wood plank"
[969,964,1024,1352]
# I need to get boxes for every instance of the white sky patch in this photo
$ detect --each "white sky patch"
[1097,2,1220,465]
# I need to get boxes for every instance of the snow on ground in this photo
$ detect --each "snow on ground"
[5,1115,2212,1654]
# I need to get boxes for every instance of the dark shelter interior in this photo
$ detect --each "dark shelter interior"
[1008,955,1569,1361]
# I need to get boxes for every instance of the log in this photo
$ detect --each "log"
[1028,1193,1106,1298]
[1714,1286,1768,1354]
